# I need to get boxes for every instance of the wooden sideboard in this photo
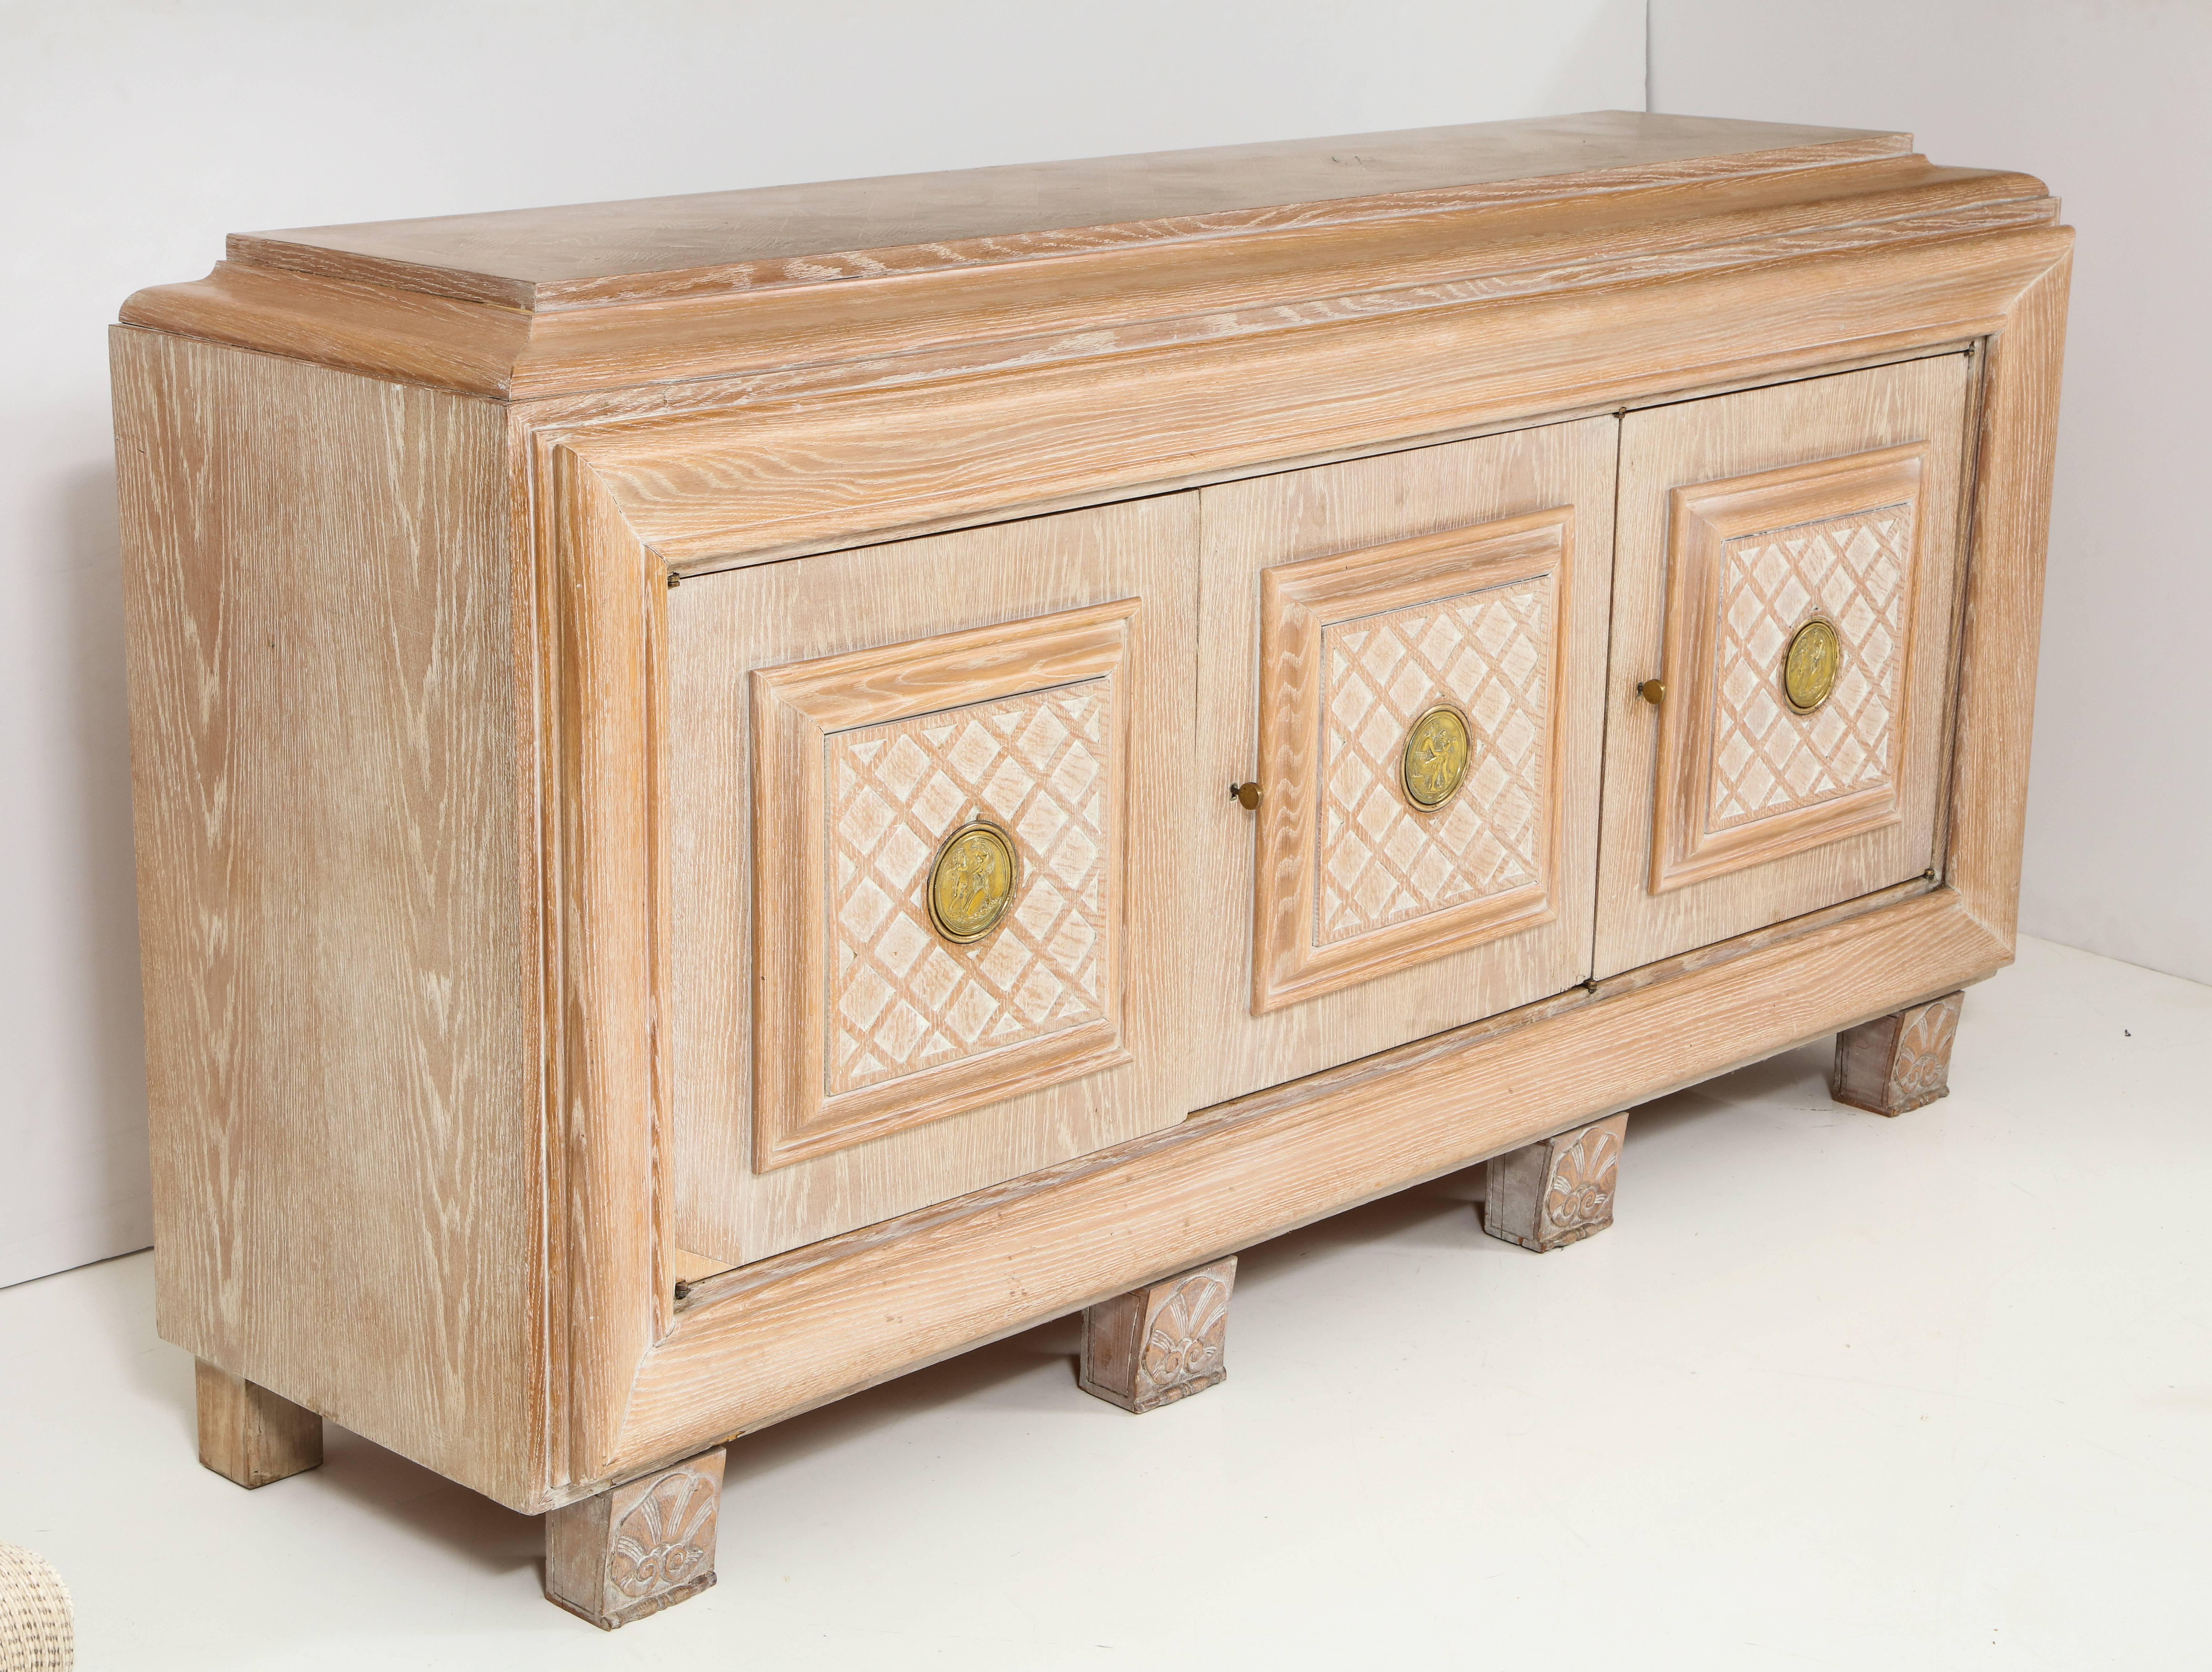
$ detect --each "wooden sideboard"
[112,110,2070,1627]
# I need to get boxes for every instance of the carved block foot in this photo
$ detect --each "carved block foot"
[1078,1257,1235,1413]
[545,1448,725,1630]
[194,1360,323,1488]
[1482,1114,1627,1251]
[1831,990,1963,1115]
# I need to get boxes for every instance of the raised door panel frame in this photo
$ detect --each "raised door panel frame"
[1252,508,1572,1012]
[1651,443,1928,891]
[750,601,1136,1169]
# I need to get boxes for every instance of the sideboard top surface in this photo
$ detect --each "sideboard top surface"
[118,110,2061,406]
[224,112,1908,310]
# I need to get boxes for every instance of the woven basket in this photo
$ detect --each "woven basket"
[0,1545,72,1672]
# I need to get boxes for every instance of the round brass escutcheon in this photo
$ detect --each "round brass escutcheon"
[926,821,1019,944]
[1783,616,1843,714]
[1400,704,1473,811]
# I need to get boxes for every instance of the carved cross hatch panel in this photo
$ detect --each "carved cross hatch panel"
[1317,577,1552,944]
[751,599,1136,1170]
[1650,443,1926,893]
[825,680,1112,1096]
[1708,505,1909,833]
[1251,508,1572,1014]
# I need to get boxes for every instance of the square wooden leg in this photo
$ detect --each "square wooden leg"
[194,1360,323,1488]
[545,1448,725,1630]
[1831,990,1964,1115]
[1482,1113,1628,1252]
[1078,1257,1235,1413]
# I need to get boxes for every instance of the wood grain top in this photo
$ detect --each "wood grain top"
[226,111,1909,310]
[121,112,2062,406]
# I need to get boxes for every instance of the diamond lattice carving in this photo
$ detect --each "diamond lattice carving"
[1316,577,1552,945]
[824,679,1111,1096]
[1706,504,1911,832]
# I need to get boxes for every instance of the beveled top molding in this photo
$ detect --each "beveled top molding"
[116,112,2056,404]
[235,112,1910,309]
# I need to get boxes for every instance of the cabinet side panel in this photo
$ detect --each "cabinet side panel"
[113,329,542,1507]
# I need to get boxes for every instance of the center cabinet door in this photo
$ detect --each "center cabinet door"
[668,498,1200,1265]
[1189,417,1618,1109]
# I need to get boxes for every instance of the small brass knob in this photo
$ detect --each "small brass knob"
[1637,679,1665,706]
[1231,781,1263,810]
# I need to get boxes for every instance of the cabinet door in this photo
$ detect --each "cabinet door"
[1189,417,1617,1109]
[1594,354,1974,977]
[668,496,1198,1263]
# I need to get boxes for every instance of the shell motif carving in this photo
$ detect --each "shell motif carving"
[1544,1125,1621,1233]
[1891,993,1962,1105]
[1140,1270,1232,1394]
[609,1468,719,1601]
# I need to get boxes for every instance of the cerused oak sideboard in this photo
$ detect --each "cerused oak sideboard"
[113,111,2069,1627]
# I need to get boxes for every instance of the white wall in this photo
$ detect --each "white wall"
[1651,0,2212,987]
[0,2,1645,1286]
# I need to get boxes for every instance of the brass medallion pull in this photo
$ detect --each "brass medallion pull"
[1231,781,1263,810]
[1783,616,1842,713]
[926,821,1018,944]
[1400,704,1472,811]
[1637,679,1666,706]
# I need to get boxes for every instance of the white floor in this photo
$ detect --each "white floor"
[3,934,2207,1669]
